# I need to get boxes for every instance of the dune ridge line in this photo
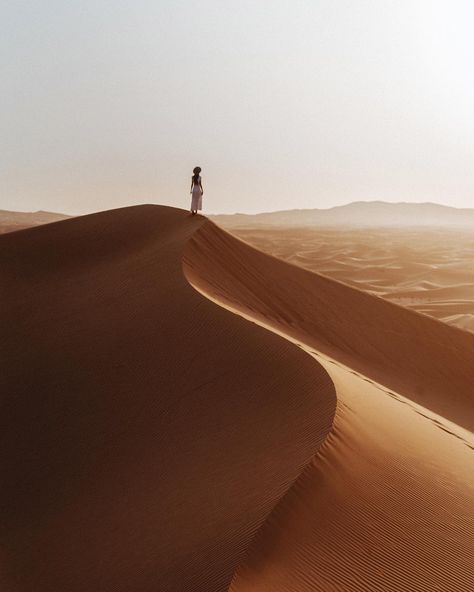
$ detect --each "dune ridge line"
[0,204,336,591]
[183,217,474,592]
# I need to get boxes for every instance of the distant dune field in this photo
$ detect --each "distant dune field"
[0,210,69,234]
[1,205,473,591]
[222,225,474,334]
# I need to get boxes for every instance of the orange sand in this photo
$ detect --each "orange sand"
[224,225,474,333]
[0,207,334,591]
[185,219,474,591]
[1,206,473,591]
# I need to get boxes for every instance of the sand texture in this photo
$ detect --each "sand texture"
[0,206,334,591]
[2,205,474,591]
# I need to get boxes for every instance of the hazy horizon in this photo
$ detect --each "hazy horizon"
[5,199,474,218]
[3,1,474,216]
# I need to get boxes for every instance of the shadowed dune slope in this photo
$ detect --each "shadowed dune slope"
[184,220,474,592]
[0,205,335,592]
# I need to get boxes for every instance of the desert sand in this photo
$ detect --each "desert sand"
[0,206,334,591]
[1,205,473,591]
[224,225,474,333]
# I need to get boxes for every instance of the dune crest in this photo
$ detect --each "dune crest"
[0,205,335,591]
[1,205,473,591]
[183,219,474,592]
[184,221,474,431]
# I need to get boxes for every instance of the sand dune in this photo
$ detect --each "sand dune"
[229,361,474,592]
[184,222,474,430]
[184,219,474,591]
[0,206,334,591]
[224,225,474,333]
[2,205,473,591]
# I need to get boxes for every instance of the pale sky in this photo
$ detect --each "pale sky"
[2,0,474,215]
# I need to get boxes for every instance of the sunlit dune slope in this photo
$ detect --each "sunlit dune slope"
[184,220,474,592]
[0,205,335,592]
[227,360,474,592]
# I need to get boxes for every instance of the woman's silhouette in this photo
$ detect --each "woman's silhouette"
[190,167,203,215]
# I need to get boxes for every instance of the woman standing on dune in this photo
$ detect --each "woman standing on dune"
[190,166,203,215]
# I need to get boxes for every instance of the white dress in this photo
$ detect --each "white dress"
[191,176,203,211]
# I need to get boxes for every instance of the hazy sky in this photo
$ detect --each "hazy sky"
[2,0,474,215]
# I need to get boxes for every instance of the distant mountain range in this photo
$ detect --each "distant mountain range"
[210,201,474,228]
[0,210,70,234]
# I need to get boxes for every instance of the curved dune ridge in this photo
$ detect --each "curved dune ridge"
[1,205,473,591]
[184,219,474,591]
[0,205,335,591]
[184,221,474,432]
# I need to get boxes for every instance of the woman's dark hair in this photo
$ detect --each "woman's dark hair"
[192,166,201,183]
